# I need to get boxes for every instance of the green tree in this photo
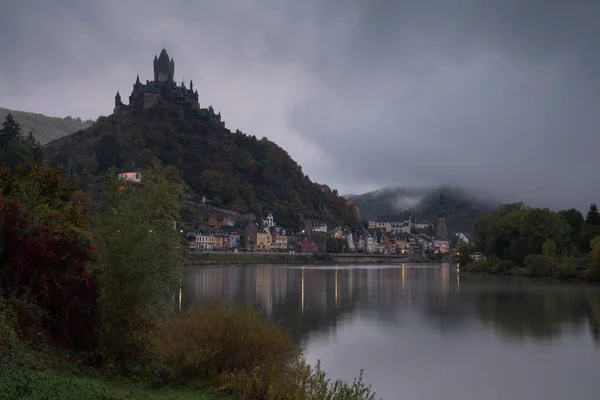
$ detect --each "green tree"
[24,131,43,163]
[474,203,569,265]
[542,239,557,277]
[580,203,600,253]
[0,139,31,167]
[0,113,23,153]
[456,242,473,267]
[95,163,184,365]
[585,203,600,225]
[586,236,600,280]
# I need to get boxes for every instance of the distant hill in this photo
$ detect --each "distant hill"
[346,186,495,232]
[0,107,94,145]
[43,102,359,229]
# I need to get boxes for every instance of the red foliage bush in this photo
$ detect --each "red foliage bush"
[0,199,97,351]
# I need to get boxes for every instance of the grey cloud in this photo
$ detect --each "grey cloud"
[1,0,599,211]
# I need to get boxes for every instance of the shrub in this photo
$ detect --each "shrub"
[149,301,299,381]
[556,257,577,279]
[524,254,549,277]
[149,302,379,400]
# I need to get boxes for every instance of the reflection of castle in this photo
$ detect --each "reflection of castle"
[114,49,200,114]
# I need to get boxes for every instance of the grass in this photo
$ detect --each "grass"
[0,366,219,400]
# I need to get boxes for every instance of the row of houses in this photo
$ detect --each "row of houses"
[186,211,471,255]
[341,230,451,255]
[187,213,325,253]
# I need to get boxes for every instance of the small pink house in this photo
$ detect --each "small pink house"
[118,172,141,183]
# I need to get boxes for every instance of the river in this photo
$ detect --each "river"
[180,264,600,400]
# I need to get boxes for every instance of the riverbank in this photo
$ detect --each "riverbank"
[184,252,445,265]
[0,365,219,400]
[460,257,600,282]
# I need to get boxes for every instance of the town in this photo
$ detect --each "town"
[181,193,471,256]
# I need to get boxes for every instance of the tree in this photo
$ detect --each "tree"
[22,131,43,163]
[586,236,600,280]
[456,242,473,267]
[95,163,184,365]
[585,203,600,226]
[580,203,600,253]
[473,204,570,265]
[542,239,557,277]
[0,163,96,350]
[0,113,23,153]
[559,208,584,236]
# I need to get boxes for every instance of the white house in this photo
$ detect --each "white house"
[456,232,470,244]
[345,231,355,251]
[366,234,374,253]
[262,213,276,228]
[312,220,328,233]
[434,239,450,254]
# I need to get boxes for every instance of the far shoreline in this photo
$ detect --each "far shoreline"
[184,251,450,266]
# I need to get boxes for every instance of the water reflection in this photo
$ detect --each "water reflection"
[180,264,600,345]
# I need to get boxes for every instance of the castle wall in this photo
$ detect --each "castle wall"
[143,93,160,110]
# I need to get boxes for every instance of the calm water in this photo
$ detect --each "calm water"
[180,264,600,400]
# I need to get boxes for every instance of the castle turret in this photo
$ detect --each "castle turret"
[154,48,174,83]
[114,91,123,113]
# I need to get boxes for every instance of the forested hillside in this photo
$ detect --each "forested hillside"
[0,107,93,144]
[43,102,358,228]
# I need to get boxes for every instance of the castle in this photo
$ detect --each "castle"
[113,49,200,114]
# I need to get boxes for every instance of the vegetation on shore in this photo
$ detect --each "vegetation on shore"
[457,202,600,280]
[0,157,378,399]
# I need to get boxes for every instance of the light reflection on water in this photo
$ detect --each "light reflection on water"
[181,264,600,400]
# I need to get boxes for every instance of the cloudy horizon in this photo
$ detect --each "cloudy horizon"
[1,0,599,211]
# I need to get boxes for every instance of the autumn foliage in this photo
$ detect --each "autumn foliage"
[0,164,97,351]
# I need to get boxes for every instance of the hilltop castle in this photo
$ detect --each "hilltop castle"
[113,49,200,114]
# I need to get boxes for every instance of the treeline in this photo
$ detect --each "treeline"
[0,113,43,166]
[458,202,600,280]
[0,160,377,399]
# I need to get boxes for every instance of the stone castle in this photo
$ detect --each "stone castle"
[113,49,200,114]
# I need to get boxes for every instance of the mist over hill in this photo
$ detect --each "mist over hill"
[346,186,496,232]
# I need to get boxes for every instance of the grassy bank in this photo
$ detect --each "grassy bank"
[0,367,219,400]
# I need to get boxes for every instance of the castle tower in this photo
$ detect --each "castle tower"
[114,91,122,113]
[153,48,174,83]
[435,191,448,238]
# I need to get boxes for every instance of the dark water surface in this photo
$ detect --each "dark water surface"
[181,264,600,400]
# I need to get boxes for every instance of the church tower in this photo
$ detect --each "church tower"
[435,191,448,238]
[153,48,175,83]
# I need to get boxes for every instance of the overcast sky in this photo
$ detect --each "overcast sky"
[1,0,599,211]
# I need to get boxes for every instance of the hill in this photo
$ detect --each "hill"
[43,102,359,229]
[0,107,93,145]
[347,186,495,232]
